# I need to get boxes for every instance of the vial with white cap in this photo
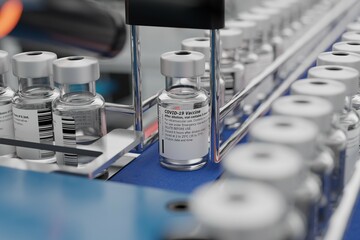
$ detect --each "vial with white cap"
[290,78,347,206]
[342,31,360,42]
[248,116,323,238]
[347,22,360,32]
[0,51,15,156]
[52,56,107,166]
[271,95,336,227]
[158,51,209,171]
[190,180,300,240]
[12,51,59,161]
[223,143,314,240]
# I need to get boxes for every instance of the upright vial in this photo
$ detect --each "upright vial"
[342,31,360,42]
[248,116,322,239]
[12,51,58,162]
[158,51,209,171]
[271,95,335,225]
[307,68,360,183]
[0,51,15,156]
[52,56,107,166]
[190,180,299,240]
[289,78,347,206]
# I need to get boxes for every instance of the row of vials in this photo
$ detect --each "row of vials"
[181,15,360,240]
[0,51,107,166]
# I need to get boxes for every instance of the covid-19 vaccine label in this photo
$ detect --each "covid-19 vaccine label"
[0,104,15,155]
[158,105,209,161]
[13,107,54,159]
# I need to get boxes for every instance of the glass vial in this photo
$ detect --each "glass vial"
[290,78,347,207]
[12,51,59,162]
[52,56,107,166]
[0,51,15,156]
[158,51,209,171]
[191,180,296,240]
[249,116,322,240]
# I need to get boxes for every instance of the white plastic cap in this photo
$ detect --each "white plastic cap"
[308,66,359,96]
[190,180,288,240]
[219,28,243,50]
[272,95,333,134]
[226,19,257,40]
[317,51,360,73]
[347,22,360,32]
[12,51,57,78]
[250,6,281,28]
[290,79,347,113]
[238,12,269,33]
[249,116,319,160]
[342,31,360,42]
[53,56,100,84]
[160,51,205,78]
[224,143,306,197]
[333,41,360,55]
[181,37,211,61]
[0,50,10,74]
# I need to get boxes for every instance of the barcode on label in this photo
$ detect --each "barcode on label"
[37,109,54,158]
[61,116,77,166]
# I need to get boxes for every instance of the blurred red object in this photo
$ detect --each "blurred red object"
[0,0,23,38]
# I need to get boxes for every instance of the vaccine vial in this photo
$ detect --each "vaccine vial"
[307,68,360,184]
[226,19,260,115]
[158,51,209,171]
[52,56,107,166]
[333,41,360,55]
[290,78,347,207]
[342,31,360,42]
[271,95,336,227]
[190,180,298,240]
[238,12,275,101]
[223,143,313,240]
[248,116,323,239]
[12,51,59,162]
[0,51,15,156]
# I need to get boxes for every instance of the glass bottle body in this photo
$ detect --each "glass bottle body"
[158,78,209,171]
[12,77,59,162]
[52,81,106,166]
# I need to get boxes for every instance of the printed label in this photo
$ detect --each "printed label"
[13,107,54,159]
[0,104,15,155]
[158,105,209,161]
[344,126,360,183]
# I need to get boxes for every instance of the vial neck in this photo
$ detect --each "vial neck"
[221,49,238,66]
[19,77,54,97]
[165,77,200,92]
[344,96,353,113]
[59,82,96,101]
[0,74,7,93]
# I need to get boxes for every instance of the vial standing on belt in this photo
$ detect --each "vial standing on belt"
[52,56,107,166]
[0,51,15,156]
[248,116,323,239]
[290,78,347,206]
[342,31,360,42]
[271,95,336,228]
[12,51,59,162]
[190,181,301,240]
[158,51,209,171]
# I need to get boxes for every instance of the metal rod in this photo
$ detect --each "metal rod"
[219,0,356,121]
[105,94,157,115]
[219,0,358,159]
[130,25,144,150]
[210,29,221,163]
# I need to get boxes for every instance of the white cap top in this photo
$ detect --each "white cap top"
[181,37,212,61]
[190,181,287,240]
[0,50,10,74]
[251,6,281,28]
[219,28,242,50]
[347,22,360,32]
[317,51,360,72]
[160,51,205,78]
[249,116,319,160]
[12,51,57,78]
[342,31,360,42]
[308,66,359,96]
[238,12,269,33]
[333,41,360,55]
[226,20,257,40]
[53,56,100,84]
[290,79,347,113]
[224,143,306,197]
[272,95,333,134]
